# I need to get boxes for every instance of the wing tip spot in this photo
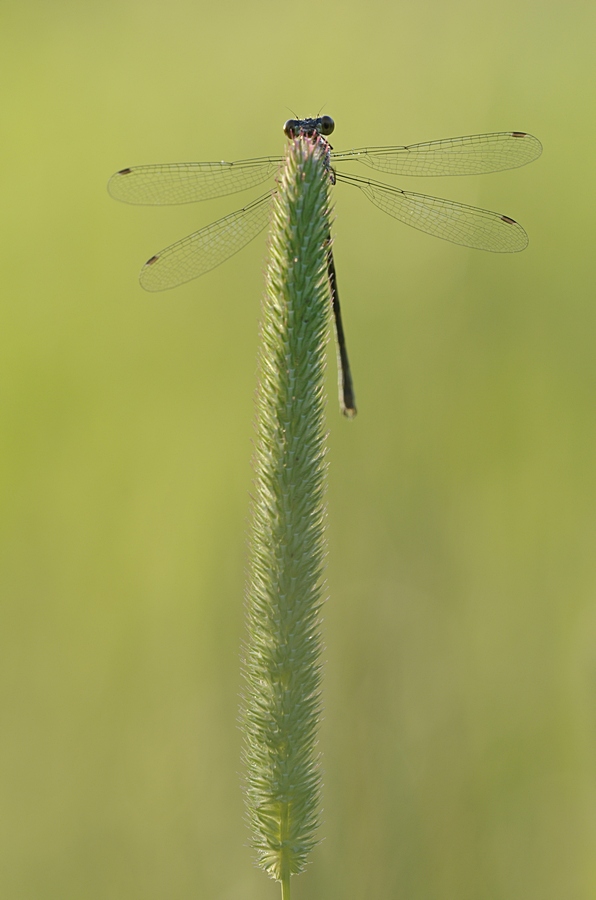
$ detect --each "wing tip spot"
[145,255,159,266]
[501,215,517,225]
[118,168,133,175]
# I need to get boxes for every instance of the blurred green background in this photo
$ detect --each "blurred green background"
[1,0,595,897]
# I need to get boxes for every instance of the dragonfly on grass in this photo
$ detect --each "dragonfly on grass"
[108,116,542,416]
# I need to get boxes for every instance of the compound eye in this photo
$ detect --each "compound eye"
[319,116,335,135]
[283,119,299,137]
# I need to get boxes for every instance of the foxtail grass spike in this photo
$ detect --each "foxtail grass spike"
[240,135,331,896]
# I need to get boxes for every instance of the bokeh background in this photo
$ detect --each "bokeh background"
[2,0,595,897]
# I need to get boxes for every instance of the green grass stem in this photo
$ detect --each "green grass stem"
[240,135,331,895]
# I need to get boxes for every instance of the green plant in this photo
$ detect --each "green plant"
[240,134,331,900]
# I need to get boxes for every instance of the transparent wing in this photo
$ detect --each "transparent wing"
[338,173,528,252]
[139,191,274,291]
[108,157,281,205]
[332,132,542,177]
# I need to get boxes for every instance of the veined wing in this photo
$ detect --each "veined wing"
[108,156,281,205]
[332,132,542,177]
[140,191,273,291]
[338,173,528,252]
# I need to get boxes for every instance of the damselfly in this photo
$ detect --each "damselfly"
[108,117,541,416]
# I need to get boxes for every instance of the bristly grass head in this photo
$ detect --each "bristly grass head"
[240,133,332,895]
